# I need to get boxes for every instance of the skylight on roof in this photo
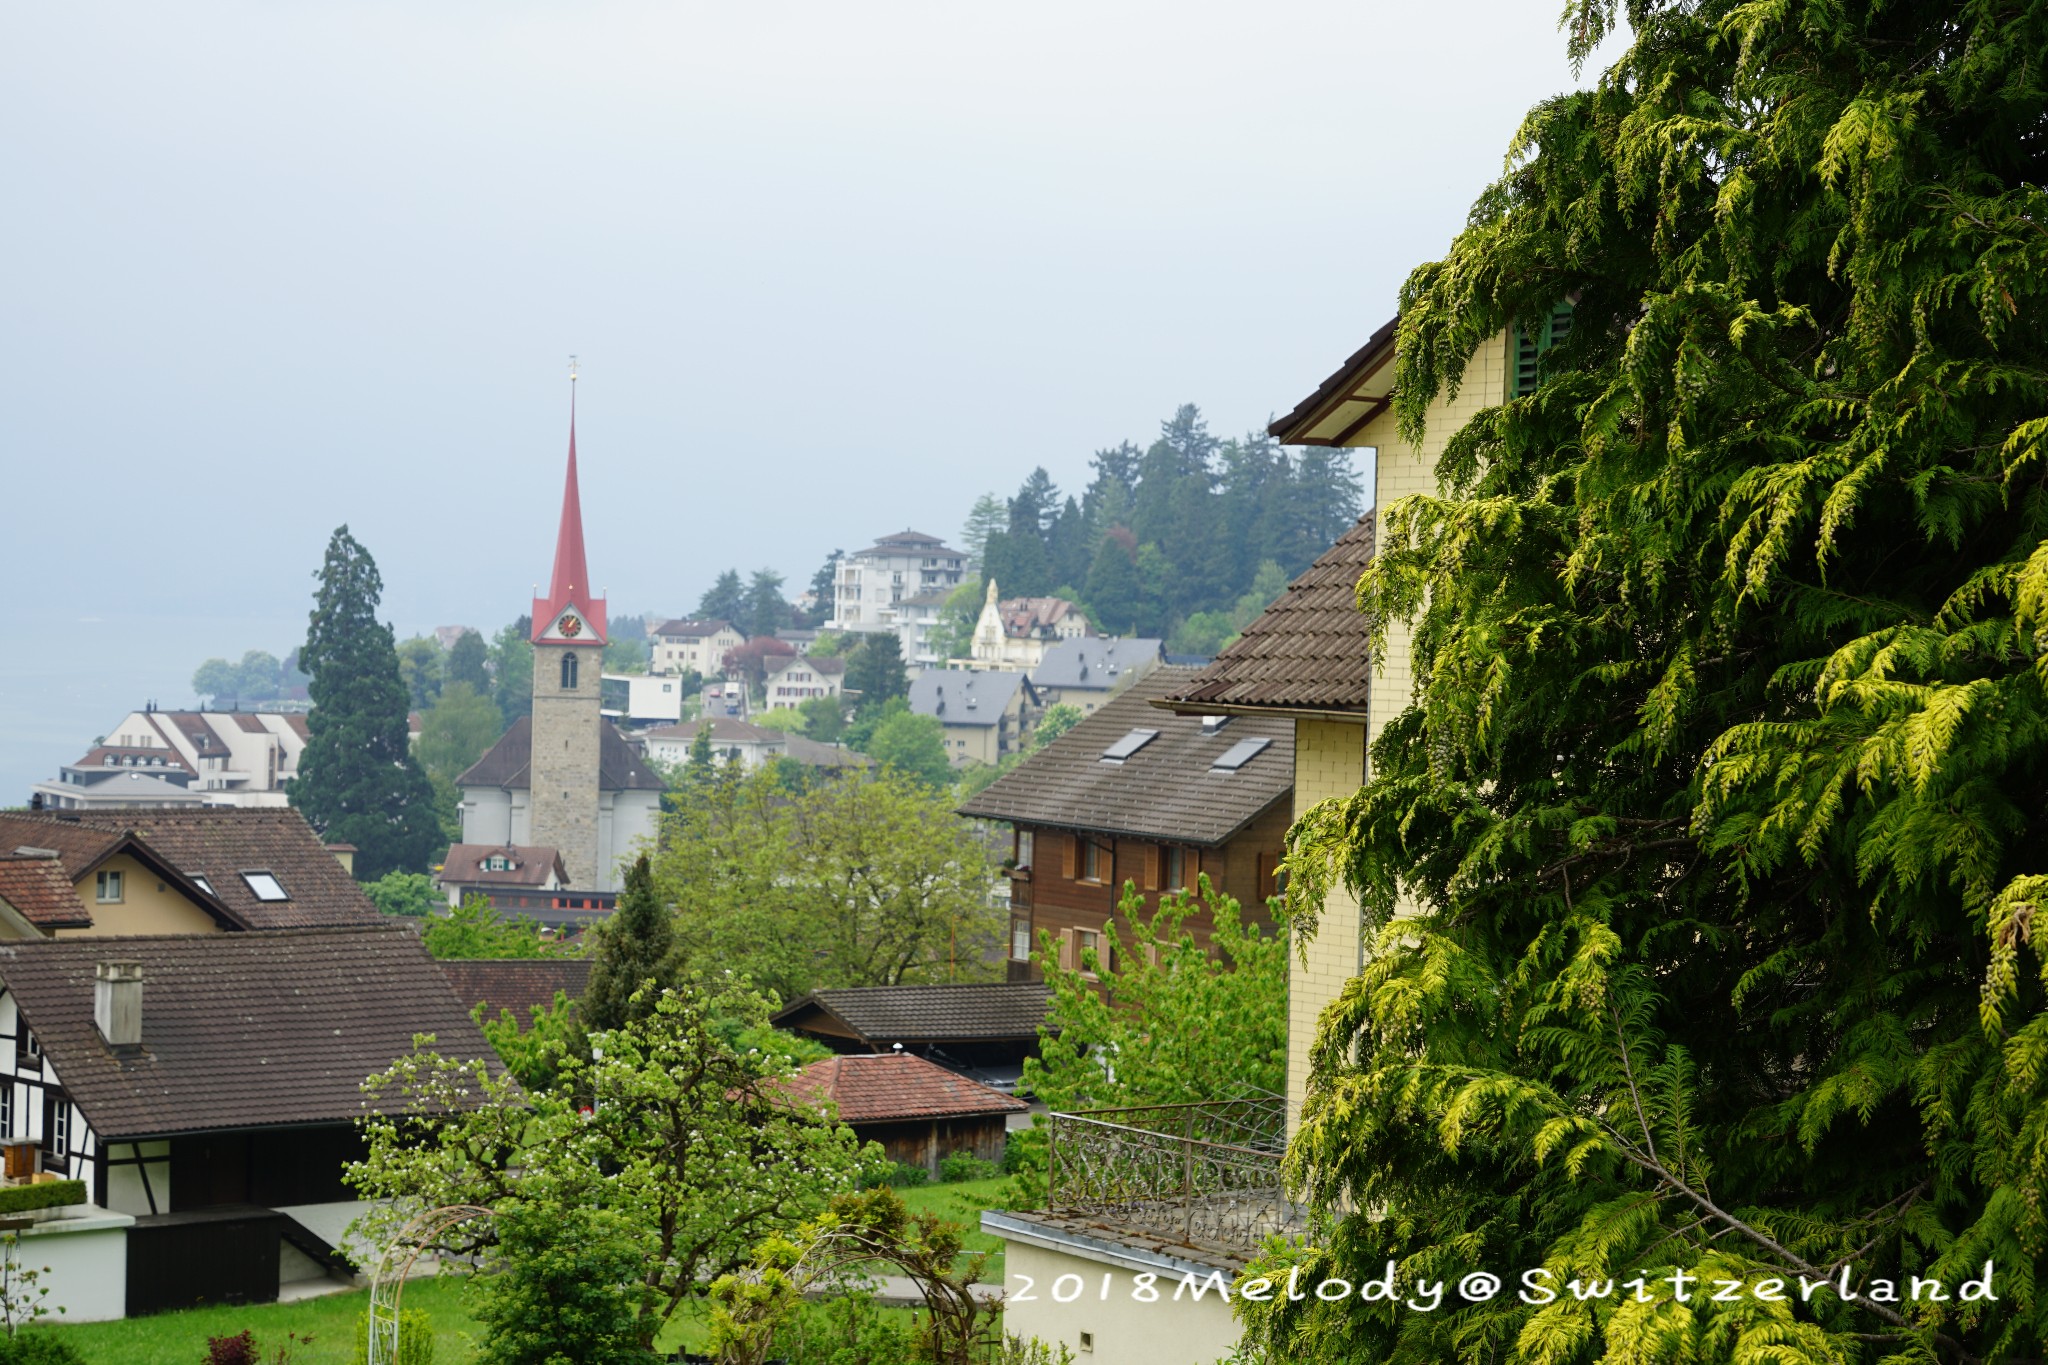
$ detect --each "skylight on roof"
[1210,738,1272,772]
[240,871,290,902]
[1100,729,1160,763]
[192,876,215,898]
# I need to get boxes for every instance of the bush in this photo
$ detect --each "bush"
[777,1288,911,1365]
[470,1202,660,1365]
[0,1184,84,1217]
[203,1333,257,1365]
[0,1333,85,1365]
[351,1308,434,1365]
[937,1151,998,1184]
[872,1162,928,1188]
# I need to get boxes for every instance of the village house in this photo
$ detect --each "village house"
[640,717,872,775]
[829,531,971,664]
[907,669,1039,767]
[762,652,846,712]
[772,982,1052,1090]
[957,670,1290,985]
[967,581,1091,670]
[437,843,571,908]
[649,618,748,678]
[0,808,382,939]
[33,708,310,811]
[989,317,1507,1365]
[0,924,499,1319]
[1027,636,1164,715]
[778,1053,1025,1178]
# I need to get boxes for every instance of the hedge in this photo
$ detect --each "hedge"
[0,1181,86,1215]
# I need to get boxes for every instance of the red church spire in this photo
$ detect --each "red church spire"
[531,363,608,644]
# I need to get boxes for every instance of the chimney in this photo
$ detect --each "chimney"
[94,961,143,1049]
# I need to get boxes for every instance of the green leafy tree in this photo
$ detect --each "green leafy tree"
[395,635,445,711]
[489,620,533,725]
[364,870,441,918]
[351,983,873,1353]
[805,552,843,629]
[1081,528,1151,636]
[863,710,952,788]
[797,694,846,743]
[447,628,491,694]
[602,637,648,674]
[841,634,907,712]
[1242,2,2048,1361]
[743,568,790,639]
[698,569,747,624]
[289,527,441,880]
[1031,702,1083,748]
[582,855,682,1034]
[472,1202,658,1365]
[191,657,239,707]
[477,990,584,1094]
[930,578,986,662]
[421,895,552,960]
[415,682,503,785]
[654,768,999,1000]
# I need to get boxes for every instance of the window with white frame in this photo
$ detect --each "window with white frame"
[241,871,290,902]
[0,1084,12,1138]
[94,870,124,903]
[48,1100,68,1159]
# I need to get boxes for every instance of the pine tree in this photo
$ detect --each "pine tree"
[1241,0,2048,1360]
[489,618,532,724]
[842,633,907,711]
[1082,528,1151,636]
[960,494,1006,563]
[582,854,680,1034]
[288,526,441,881]
[697,569,746,624]
[742,568,789,638]
[447,628,491,695]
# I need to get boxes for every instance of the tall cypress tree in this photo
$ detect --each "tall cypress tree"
[288,526,440,880]
[582,854,680,1033]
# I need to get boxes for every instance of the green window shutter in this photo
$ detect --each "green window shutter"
[1510,300,1575,398]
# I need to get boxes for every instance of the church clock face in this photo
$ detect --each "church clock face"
[557,613,583,638]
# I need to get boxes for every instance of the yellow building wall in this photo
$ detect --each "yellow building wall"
[62,854,221,938]
[1286,331,1509,1132]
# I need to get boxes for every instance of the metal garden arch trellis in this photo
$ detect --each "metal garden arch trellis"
[365,1204,495,1365]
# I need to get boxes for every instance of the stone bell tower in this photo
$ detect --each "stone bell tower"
[527,377,606,890]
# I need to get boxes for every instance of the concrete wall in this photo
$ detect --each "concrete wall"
[20,1212,133,1323]
[1002,1240,1242,1365]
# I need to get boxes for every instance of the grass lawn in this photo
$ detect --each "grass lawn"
[895,1175,1018,1281]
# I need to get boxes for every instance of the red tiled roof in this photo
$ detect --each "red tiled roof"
[440,844,567,888]
[779,1053,1027,1124]
[0,858,93,931]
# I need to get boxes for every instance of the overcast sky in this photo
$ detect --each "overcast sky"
[1,2,1621,790]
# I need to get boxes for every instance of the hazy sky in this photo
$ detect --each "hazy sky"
[1,2,1620,790]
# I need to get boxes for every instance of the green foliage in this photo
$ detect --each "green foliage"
[447,629,490,693]
[0,1185,83,1218]
[477,990,584,1093]
[363,871,441,918]
[191,650,296,708]
[653,767,1000,1002]
[470,1202,657,1365]
[1246,2,2048,1361]
[799,694,847,742]
[289,526,442,881]
[744,568,791,639]
[936,1151,997,1184]
[863,711,952,788]
[601,637,648,675]
[415,682,502,785]
[350,1307,433,1365]
[0,1234,61,1341]
[488,621,533,725]
[1030,702,1082,748]
[395,635,445,711]
[841,636,907,713]
[351,983,873,1353]
[698,569,747,625]
[873,1162,930,1189]
[747,708,808,734]
[930,579,987,663]
[0,1334,82,1365]
[582,855,681,1034]
[421,895,552,960]
[961,494,1007,565]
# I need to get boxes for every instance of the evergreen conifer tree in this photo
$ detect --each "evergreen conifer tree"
[582,854,680,1034]
[447,628,491,695]
[697,569,746,624]
[288,526,440,881]
[842,633,907,711]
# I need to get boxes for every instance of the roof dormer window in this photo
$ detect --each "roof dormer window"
[241,871,290,902]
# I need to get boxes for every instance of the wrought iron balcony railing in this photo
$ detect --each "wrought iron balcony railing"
[1045,1094,1300,1251]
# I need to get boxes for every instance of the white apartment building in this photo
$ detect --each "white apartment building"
[649,618,747,678]
[828,531,970,665]
[35,708,310,809]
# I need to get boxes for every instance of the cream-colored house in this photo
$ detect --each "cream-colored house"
[981,318,1513,1365]
[763,653,846,712]
[907,668,1038,767]
[649,618,747,678]
[966,581,1091,670]
[34,709,309,810]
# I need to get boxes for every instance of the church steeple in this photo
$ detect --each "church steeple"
[531,371,608,645]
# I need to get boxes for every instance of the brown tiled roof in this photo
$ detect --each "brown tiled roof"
[30,809,379,929]
[65,747,196,776]
[1268,315,1398,446]
[0,859,93,931]
[0,816,125,875]
[1153,514,1376,717]
[780,1053,1027,1124]
[773,982,1051,1046]
[781,736,873,769]
[957,671,1292,846]
[643,718,788,745]
[457,717,666,792]
[437,958,591,1027]
[652,618,737,639]
[440,844,568,888]
[0,926,502,1140]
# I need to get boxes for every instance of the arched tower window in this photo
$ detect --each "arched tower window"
[561,652,579,690]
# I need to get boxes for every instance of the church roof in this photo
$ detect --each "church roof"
[456,717,666,793]
[530,396,609,646]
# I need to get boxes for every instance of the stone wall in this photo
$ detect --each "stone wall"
[530,642,603,890]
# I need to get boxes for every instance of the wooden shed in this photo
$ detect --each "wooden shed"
[780,1053,1027,1177]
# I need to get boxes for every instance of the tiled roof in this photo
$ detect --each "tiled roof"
[439,844,568,888]
[0,809,382,930]
[457,717,667,792]
[0,926,502,1140]
[908,670,1033,729]
[773,982,1051,1045]
[1031,638,1164,690]
[998,597,1084,638]
[769,654,845,678]
[437,958,591,1027]
[0,858,93,931]
[779,1053,1027,1124]
[1154,514,1376,717]
[652,618,737,639]
[643,717,788,745]
[65,747,196,776]
[781,736,873,769]
[957,671,1292,846]
[0,816,125,875]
